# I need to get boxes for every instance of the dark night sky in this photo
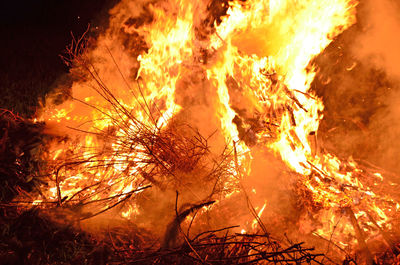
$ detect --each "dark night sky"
[0,0,111,28]
[0,0,114,116]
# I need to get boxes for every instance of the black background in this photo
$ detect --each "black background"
[0,0,114,116]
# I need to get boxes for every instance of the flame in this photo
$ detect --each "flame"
[29,0,400,258]
[252,201,267,231]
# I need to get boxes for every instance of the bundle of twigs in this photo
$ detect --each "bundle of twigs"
[11,26,238,229]
[124,229,324,265]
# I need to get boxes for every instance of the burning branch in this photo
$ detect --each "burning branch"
[345,207,375,265]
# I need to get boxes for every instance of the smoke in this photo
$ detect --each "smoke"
[314,0,400,176]
[352,0,400,176]
[353,0,400,80]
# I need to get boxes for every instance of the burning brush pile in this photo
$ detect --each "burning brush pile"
[3,0,400,264]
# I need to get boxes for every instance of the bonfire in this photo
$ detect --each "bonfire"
[2,0,400,264]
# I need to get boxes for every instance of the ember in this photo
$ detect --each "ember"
[6,0,400,263]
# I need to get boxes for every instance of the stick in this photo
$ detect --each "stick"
[345,207,375,265]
